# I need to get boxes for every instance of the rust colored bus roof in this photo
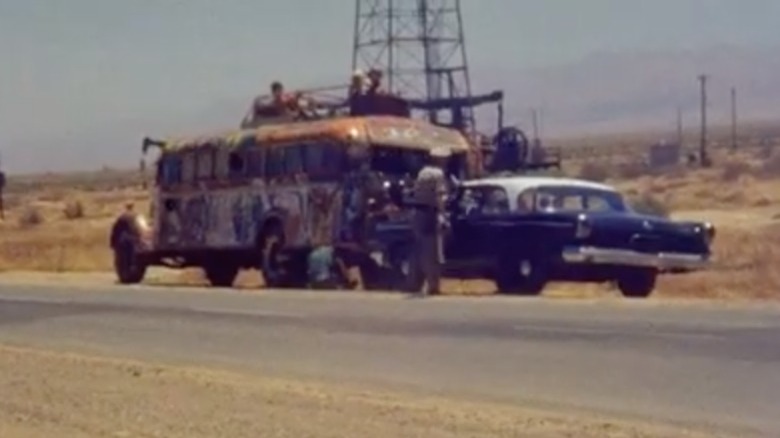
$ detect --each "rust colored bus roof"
[159,115,471,154]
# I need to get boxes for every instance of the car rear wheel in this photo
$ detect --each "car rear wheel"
[616,268,657,298]
[495,257,547,296]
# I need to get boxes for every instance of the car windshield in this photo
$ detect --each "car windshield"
[530,185,627,213]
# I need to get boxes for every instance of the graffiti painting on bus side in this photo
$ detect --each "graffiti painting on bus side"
[337,172,364,242]
[231,193,266,245]
[181,195,208,245]
[308,185,341,246]
[269,191,305,244]
[159,198,183,246]
[206,194,236,245]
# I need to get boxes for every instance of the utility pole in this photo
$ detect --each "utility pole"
[698,74,710,167]
[676,106,683,147]
[531,108,540,146]
[0,150,5,220]
[731,86,738,152]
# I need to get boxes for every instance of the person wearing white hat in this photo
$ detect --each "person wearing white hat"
[411,145,452,296]
[349,70,366,95]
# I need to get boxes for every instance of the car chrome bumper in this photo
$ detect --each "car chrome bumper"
[562,246,710,271]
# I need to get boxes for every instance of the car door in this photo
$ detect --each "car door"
[444,186,483,263]
[446,185,510,263]
[470,185,513,257]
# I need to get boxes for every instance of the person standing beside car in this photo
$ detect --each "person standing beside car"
[411,146,451,296]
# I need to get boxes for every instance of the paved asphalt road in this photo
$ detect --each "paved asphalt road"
[0,283,779,437]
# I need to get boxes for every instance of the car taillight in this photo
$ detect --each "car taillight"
[575,214,591,239]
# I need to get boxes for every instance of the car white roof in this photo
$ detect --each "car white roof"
[462,176,618,198]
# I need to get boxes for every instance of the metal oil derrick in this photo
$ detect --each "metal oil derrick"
[352,0,476,132]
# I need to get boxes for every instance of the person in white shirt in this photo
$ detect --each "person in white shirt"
[411,146,451,296]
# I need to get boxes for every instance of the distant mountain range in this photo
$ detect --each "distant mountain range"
[473,44,780,139]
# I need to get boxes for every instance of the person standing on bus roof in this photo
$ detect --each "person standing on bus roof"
[348,70,368,115]
[366,69,385,95]
[412,146,451,296]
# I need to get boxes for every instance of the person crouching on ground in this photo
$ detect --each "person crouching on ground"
[307,244,356,290]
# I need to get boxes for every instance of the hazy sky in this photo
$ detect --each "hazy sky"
[2,0,780,172]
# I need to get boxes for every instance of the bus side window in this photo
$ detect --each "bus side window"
[158,155,182,187]
[156,159,165,186]
[246,147,264,179]
[284,144,304,177]
[181,151,197,185]
[266,147,285,181]
[214,149,230,180]
[196,148,215,181]
[304,143,325,181]
[228,151,246,179]
[306,142,347,182]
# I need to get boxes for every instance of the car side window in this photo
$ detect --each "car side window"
[458,188,481,215]
[481,187,510,215]
[556,194,584,210]
[584,195,611,212]
[517,189,534,213]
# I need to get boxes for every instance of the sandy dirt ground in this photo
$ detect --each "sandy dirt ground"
[0,344,720,438]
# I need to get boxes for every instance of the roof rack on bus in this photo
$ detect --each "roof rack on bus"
[239,84,414,130]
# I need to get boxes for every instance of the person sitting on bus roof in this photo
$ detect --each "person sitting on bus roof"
[270,81,302,115]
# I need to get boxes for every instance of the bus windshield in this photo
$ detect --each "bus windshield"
[368,146,465,180]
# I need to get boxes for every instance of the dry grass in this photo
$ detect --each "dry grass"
[2,146,780,299]
[0,187,148,272]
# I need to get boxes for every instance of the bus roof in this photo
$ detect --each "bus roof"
[158,115,471,154]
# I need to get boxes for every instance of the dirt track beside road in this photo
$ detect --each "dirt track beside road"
[0,344,716,438]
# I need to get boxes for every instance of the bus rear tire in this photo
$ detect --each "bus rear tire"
[203,263,239,288]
